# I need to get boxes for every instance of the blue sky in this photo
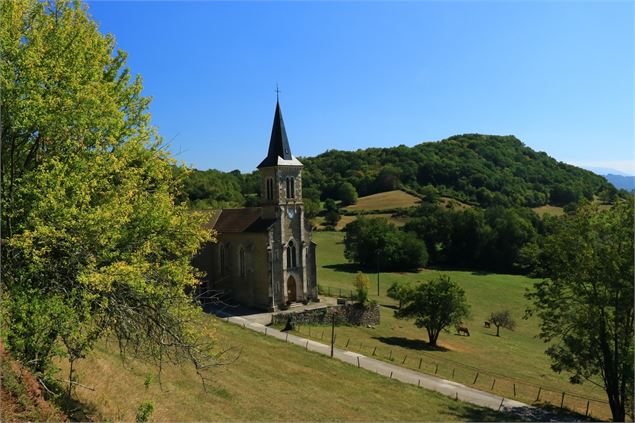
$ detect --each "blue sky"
[88,1,634,175]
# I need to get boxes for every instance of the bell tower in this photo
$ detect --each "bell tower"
[257,99,303,220]
[257,97,315,307]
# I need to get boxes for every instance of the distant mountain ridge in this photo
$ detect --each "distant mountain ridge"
[603,174,635,192]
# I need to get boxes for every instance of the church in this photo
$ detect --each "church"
[195,99,318,311]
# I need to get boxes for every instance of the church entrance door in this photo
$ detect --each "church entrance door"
[287,276,297,302]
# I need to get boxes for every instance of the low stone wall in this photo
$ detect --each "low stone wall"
[271,303,380,326]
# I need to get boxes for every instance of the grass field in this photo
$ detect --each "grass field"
[59,317,521,422]
[531,205,564,216]
[310,231,611,420]
[344,190,421,211]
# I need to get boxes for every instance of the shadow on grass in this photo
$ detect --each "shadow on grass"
[323,263,360,273]
[372,336,449,352]
[53,386,100,422]
[441,402,527,422]
[382,304,399,310]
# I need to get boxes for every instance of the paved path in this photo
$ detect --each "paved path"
[213,310,578,421]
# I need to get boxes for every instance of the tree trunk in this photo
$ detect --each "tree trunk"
[496,325,500,336]
[427,328,438,346]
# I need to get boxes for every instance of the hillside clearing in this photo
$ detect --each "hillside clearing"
[344,190,421,211]
[311,231,610,420]
[57,317,521,422]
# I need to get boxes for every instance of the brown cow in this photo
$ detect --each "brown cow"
[456,326,470,336]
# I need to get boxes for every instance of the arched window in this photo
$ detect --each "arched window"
[239,247,245,277]
[286,177,295,199]
[266,178,274,200]
[286,240,297,268]
[219,244,225,275]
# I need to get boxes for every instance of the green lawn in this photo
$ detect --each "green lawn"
[61,316,521,422]
[310,231,610,420]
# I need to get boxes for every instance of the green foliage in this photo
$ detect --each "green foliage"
[336,182,358,206]
[183,168,248,209]
[1,0,217,388]
[488,310,516,337]
[386,280,414,309]
[353,272,370,305]
[344,217,428,271]
[395,275,470,346]
[526,201,634,422]
[323,198,341,227]
[405,204,540,273]
[301,134,614,208]
[135,401,154,423]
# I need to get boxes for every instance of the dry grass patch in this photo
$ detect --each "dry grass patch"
[57,316,525,422]
[344,190,421,211]
[532,205,564,216]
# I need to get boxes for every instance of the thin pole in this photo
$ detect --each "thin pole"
[376,251,380,296]
[330,314,335,358]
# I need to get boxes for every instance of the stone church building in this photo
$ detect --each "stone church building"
[195,100,318,311]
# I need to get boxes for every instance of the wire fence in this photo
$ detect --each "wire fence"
[290,323,612,421]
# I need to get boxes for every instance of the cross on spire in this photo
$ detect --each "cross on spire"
[275,83,281,102]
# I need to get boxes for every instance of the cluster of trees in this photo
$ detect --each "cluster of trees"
[180,168,259,209]
[301,134,619,208]
[1,0,217,399]
[344,217,428,271]
[404,203,544,274]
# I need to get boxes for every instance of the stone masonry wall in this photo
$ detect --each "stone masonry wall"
[271,303,380,326]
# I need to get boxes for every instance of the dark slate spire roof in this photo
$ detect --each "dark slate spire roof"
[257,100,293,168]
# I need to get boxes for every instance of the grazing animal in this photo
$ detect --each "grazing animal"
[456,326,470,336]
[484,321,491,328]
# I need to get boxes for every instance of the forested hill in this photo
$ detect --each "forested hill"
[183,134,620,209]
[301,134,616,208]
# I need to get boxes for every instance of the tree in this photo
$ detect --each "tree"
[353,272,370,305]
[386,280,414,309]
[1,0,218,391]
[336,182,358,206]
[488,310,516,336]
[395,275,470,346]
[526,202,634,422]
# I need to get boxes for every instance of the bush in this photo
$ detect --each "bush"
[353,272,370,305]
[136,401,154,423]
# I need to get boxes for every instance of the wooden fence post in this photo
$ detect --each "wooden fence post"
[418,358,423,369]
[345,338,350,348]
[451,368,455,379]
[372,347,377,356]
[585,400,590,417]
[513,383,516,397]
[389,371,393,379]
[389,350,392,360]
[536,387,542,401]
[418,379,421,387]
[402,355,407,364]
[473,372,479,384]
[357,356,360,367]
[435,364,439,374]
[490,379,496,390]
[560,392,565,409]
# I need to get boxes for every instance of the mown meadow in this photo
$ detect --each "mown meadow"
[304,231,610,420]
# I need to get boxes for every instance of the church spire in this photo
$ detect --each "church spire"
[257,98,293,168]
